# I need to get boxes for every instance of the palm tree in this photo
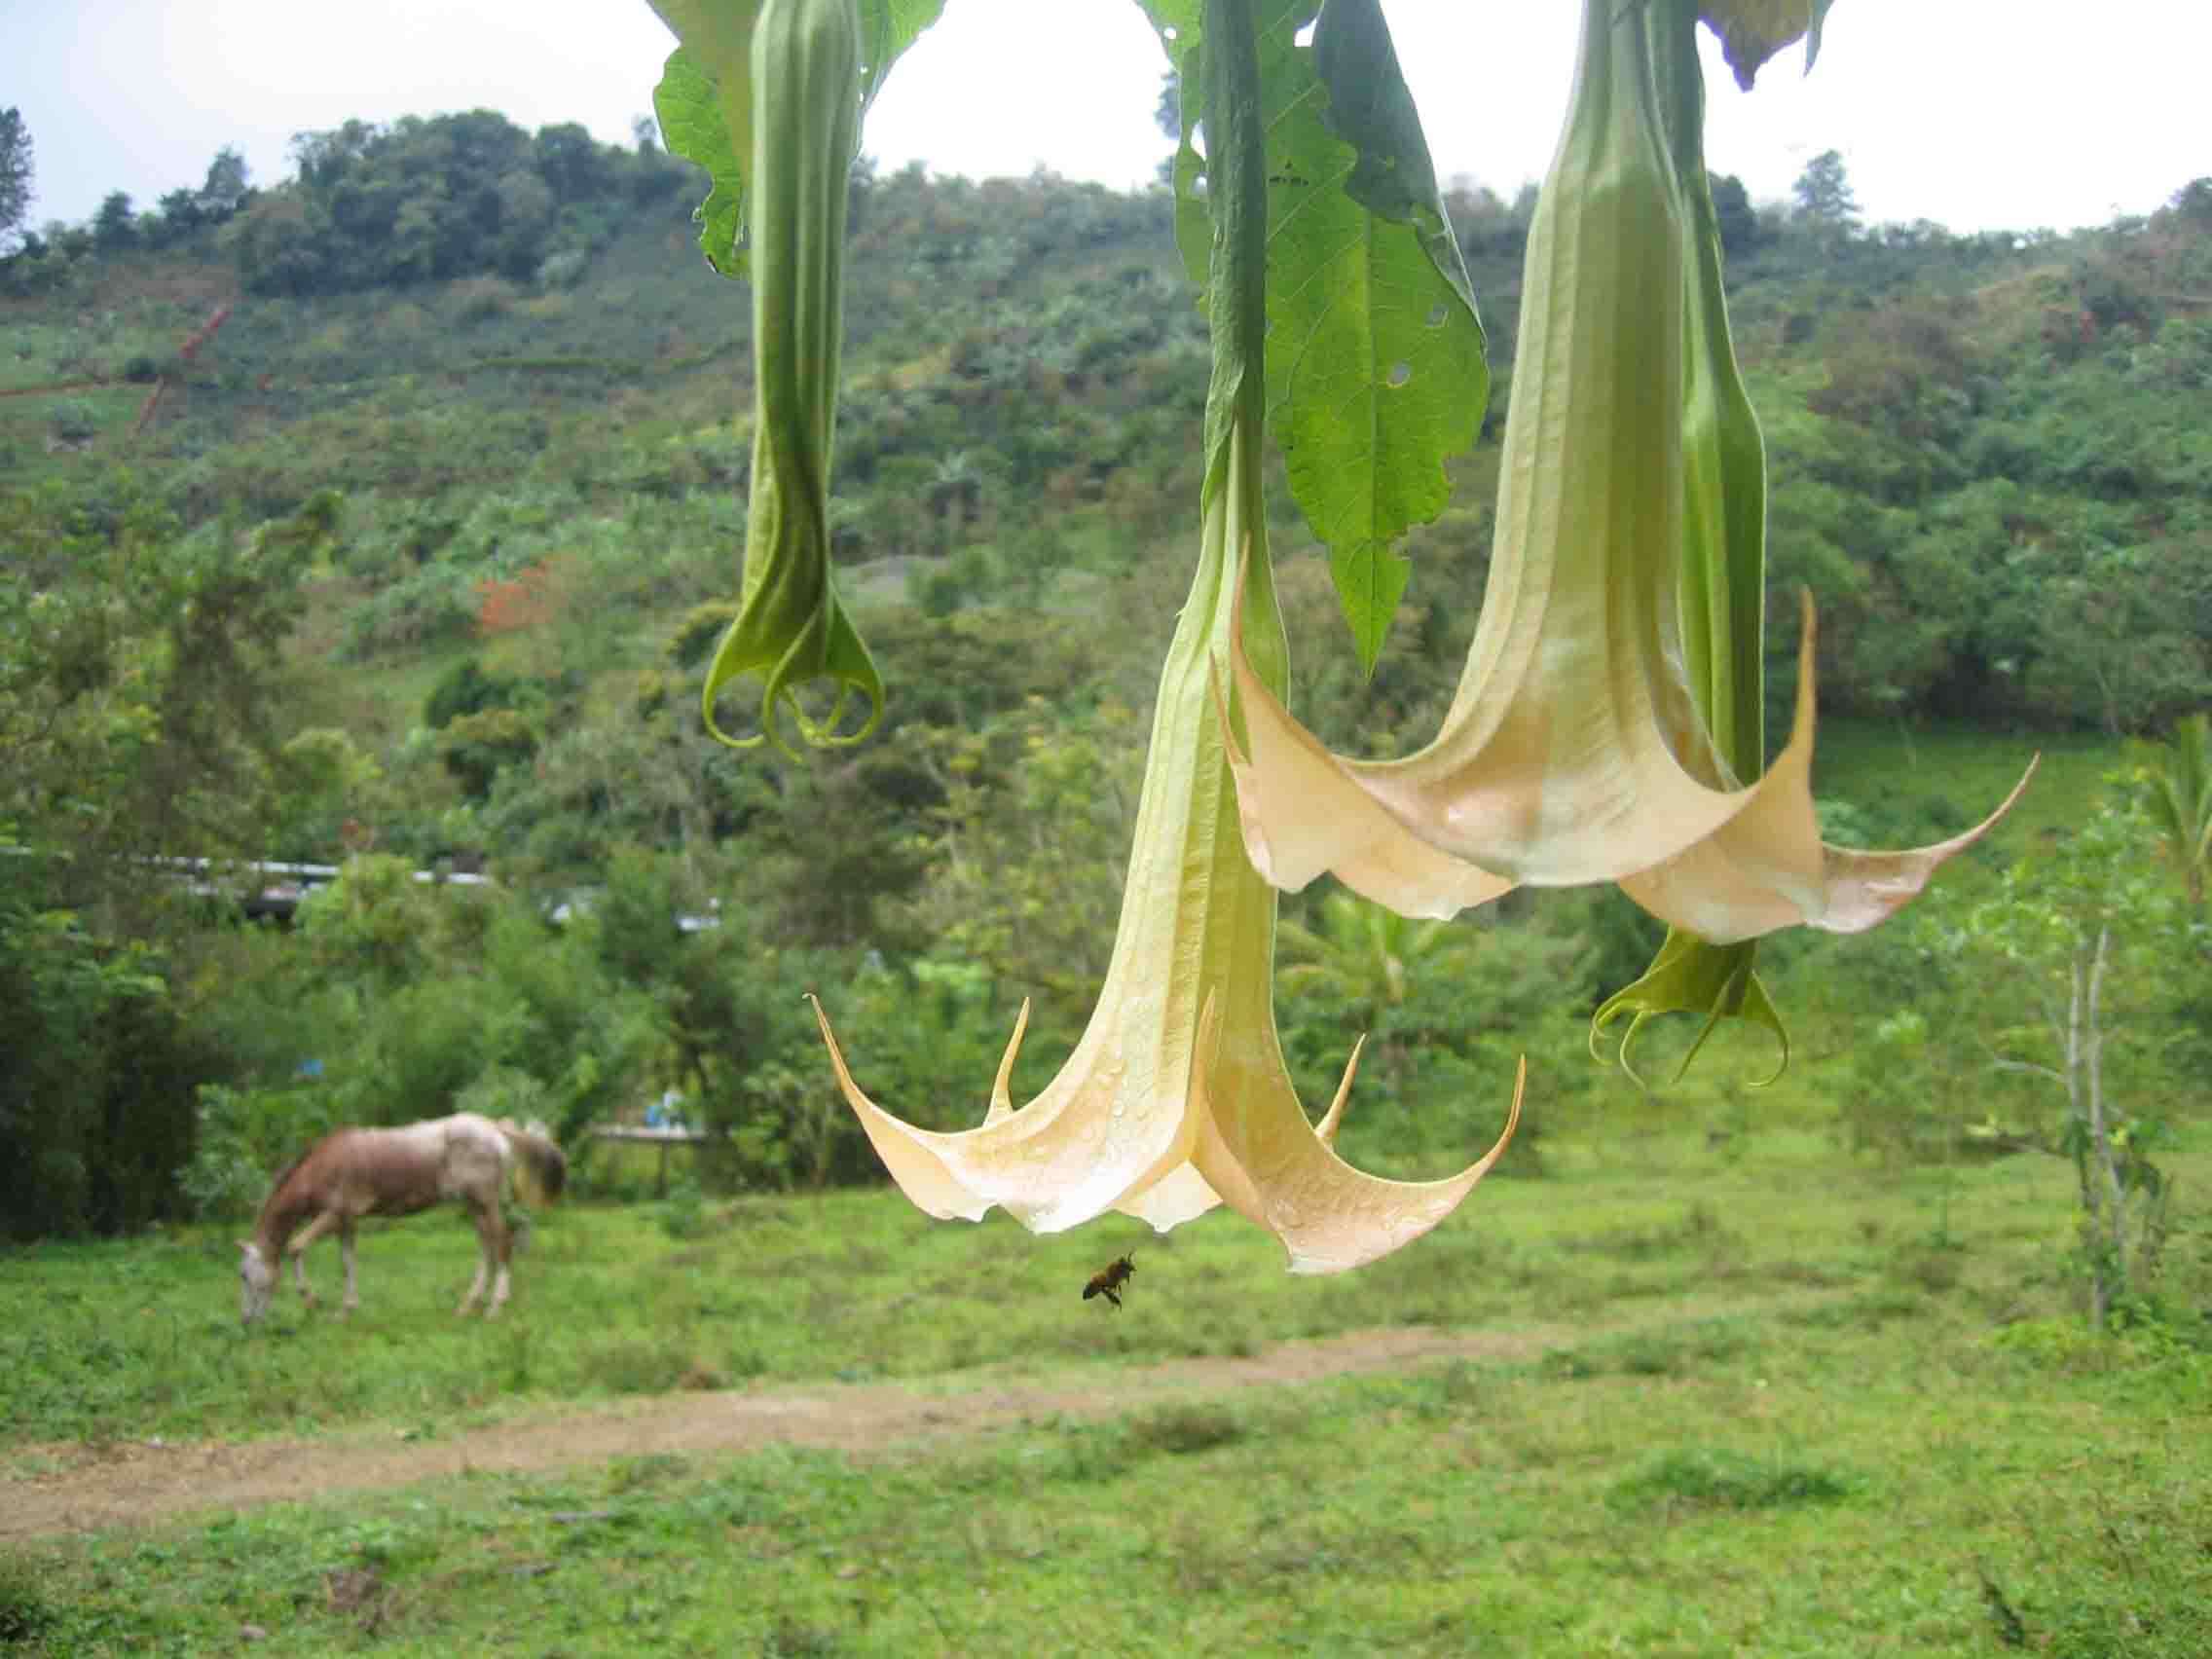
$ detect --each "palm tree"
[927,450,985,540]
[2140,712,2212,912]
[1276,890,1484,1094]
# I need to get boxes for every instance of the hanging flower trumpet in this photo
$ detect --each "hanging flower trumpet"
[1220,0,2033,1071]
[812,0,1520,1272]
[808,415,1522,1269]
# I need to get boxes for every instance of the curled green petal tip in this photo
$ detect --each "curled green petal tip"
[700,571,885,756]
[1590,930,1788,1088]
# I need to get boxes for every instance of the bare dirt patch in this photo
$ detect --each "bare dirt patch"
[1,1325,1556,1541]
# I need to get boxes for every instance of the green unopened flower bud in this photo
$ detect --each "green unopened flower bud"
[701,0,884,754]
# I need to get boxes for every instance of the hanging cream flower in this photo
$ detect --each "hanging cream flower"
[812,421,1522,1271]
[811,0,1520,1272]
[1221,0,2030,974]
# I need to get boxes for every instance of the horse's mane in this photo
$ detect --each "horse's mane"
[258,1135,328,1219]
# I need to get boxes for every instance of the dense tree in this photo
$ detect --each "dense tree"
[156,185,206,238]
[0,841,209,1239]
[0,482,338,1237]
[1791,147,1859,231]
[1710,170,1759,254]
[0,106,30,248]
[1154,69,1180,139]
[226,110,673,295]
[200,144,251,216]
[2,482,336,929]
[143,151,251,247]
[92,189,138,251]
[2172,176,2212,229]
[533,122,609,200]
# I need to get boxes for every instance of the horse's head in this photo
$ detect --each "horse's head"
[238,1240,276,1325]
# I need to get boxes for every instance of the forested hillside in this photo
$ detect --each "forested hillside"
[3,108,2207,1238]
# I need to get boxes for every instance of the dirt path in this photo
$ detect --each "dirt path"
[2,1324,1564,1541]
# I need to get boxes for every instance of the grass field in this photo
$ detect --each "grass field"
[3,1123,2207,1655]
[1810,717,2111,852]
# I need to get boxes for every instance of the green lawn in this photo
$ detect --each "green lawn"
[4,1127,2207,1655]
[1812,716,2111,849]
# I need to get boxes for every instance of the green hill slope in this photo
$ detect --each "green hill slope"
[2,122,2205,1234]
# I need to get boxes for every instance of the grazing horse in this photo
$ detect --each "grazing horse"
[239,1114,566,1325]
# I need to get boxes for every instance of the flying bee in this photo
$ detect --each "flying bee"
[1082,1250,1137,1310]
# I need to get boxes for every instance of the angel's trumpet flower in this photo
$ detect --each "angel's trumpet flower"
[1594,0,2034,1074]
[811,414,1522,1270]
[812,0,1520,1272]
[1222,0,2030,1059]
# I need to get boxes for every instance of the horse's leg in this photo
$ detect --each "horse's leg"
[339,1220,360,1315]
[457,1200,497,1316]
[289,1210,340,1308]
[486,1201,515,1317]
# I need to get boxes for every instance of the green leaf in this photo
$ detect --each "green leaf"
[1327,542,1410,673]
[647,0,944,279]
[1259,0,1488,673]
[1133,2,1215,289]
[1145,0,1488,673]
[1311,0,1475,291]
[855,0,949,110]
[1135,0,1204,71]
[653,46,751,277]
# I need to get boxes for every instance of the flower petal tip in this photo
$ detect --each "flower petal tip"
[1272,1052,1527,1277]
[808,995,994,1224]
[1813,752,2040,936]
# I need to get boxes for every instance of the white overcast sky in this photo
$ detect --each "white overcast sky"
[5,0,2206,238]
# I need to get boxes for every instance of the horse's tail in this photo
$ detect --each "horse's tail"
[498,1119,568,1208]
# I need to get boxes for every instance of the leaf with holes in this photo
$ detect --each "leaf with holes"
[1142,0,1487,674]
[651,45,750,276]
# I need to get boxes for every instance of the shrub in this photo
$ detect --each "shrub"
[180,1084,339,1220]
[339,561,479,658]
[666,600,743,669]
[656,1178,709,1240]
[536,248,590,290]
[48,399,97,443]
[455,1065,551,1127]
[1610,1449,1858,1513]
[450,276,519,324]
[0,1552,56,1644]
